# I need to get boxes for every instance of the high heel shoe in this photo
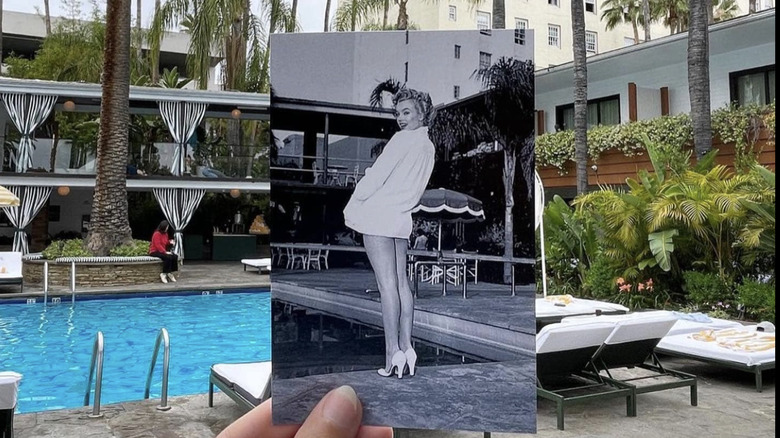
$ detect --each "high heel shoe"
[403,348,417,376]
[377,350,406,378]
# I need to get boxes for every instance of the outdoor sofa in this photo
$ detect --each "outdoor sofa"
[208,361,272,410]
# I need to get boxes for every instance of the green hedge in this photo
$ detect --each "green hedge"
[42,239,151,259]
[536,102,775,171]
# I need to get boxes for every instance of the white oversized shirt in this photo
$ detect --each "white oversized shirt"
[343,126,435,239]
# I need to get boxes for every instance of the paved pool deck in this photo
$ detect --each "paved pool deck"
[12,356,775,437]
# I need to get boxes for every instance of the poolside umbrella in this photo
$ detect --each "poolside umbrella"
[411,188,485,251]
[0,186,20,206]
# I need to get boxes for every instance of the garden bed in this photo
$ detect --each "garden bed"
[23,258,163,287]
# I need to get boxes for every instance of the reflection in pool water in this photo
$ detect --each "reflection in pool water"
[272,300,492,379]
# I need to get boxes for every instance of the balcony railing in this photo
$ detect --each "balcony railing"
[271,154,372,186]
[1,139,268,180]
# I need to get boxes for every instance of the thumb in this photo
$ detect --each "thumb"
[295,386,363,438]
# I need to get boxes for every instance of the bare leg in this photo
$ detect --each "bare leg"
[394,238,414,351]
[364,235,401,370]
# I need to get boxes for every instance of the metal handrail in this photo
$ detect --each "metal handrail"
[144,328,171,411]
[70,261,76,305]
[43,261,49,305]
[83,331,105,418]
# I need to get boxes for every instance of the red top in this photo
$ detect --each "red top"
[149,231,170,254]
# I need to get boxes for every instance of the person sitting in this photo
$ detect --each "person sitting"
[149,220,178,283]
[412,229,428,250]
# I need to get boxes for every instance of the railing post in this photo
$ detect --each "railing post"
[71,261,76,305]
[43,261,49,305]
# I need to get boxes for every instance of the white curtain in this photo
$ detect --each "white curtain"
[1,93,58,173]
[152,188,206,259]
[157,101,207,176]
[1,186,53,254]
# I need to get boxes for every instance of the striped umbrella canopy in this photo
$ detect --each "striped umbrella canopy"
[411,188,485,251]
[0,185,20,206]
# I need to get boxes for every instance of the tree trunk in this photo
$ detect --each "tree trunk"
[632,21,639,44]
[688,0,712,159]
[642,0,651,41]
[397,0,408,30]
[324,0,332,31]
[1,0,4,65]
[136,0,143,61]
[493,0,505,29]
[43,0,52,35]
[86,0,133,255]
[291,0,299,30]
[151,0,161,84]
[351,0,357,31]
[572,0,589,194]
[749,0,757,13]
[502,148,515,283]
[382,0,389,28]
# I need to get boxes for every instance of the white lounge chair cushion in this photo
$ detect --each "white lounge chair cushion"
[212,362,272,401]
[0,371,22,409]
[561,310,744,337]
[0,252,22,278]
[536,297,629,319]
[657,326,775,367]
[242,258,272,268]
[536,321,617,354]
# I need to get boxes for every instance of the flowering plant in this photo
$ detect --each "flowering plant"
[613,277,670,310]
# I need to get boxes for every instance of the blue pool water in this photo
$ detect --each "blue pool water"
[0,290,270,413]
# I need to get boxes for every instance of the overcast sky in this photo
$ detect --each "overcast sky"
[3,0,337,33]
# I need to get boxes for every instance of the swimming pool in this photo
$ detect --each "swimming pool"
[0,290,270,413]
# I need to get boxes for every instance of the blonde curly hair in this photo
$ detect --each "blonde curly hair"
[392,88,436,126]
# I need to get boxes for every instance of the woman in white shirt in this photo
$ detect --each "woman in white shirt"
[344,88,435,379]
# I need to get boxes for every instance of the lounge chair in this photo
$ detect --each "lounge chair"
[0,252,23,293]
[582,314,698,411]
[241,258,272,274]
[560,310,744,337]
[655,324,775,392]
[535,295,629,330]
[536,321,636,430]
[208,361,272,410]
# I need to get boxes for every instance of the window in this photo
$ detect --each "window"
[548,0,559,6]
[454,45,461,59]
[548,25,560,48]
[730,65,775,106]
[479,52,492,69]
[404,62,408,82]
[586,31,598,54]
[449,5,457,21]
[515,18,528,45]
[477,11,491,31]
[454,85,461,99]
[556,95,621,131]
[585,0,596,13]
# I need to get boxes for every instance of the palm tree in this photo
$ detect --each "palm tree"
[492,0,505,28]
[86,0,133,255]
[713,0,740,22]
[44,0,52,35]
[601,0,642,44]
[642,0,651,41]
[333,0,384,31]
[652,0,689,34]
[572,0,588,194]
[688,0,712,159]
[324,0,332,31]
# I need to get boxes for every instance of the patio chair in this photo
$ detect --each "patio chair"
[536,321,636,430]
[0,252,24,293]
[208,361,272,411]
[583,314,698,411]
[241,258,272,274]
[344,164,360,186]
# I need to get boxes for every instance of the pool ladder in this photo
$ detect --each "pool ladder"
[84,328,171,418]
[144,328,172,411]
[84,331,105,418]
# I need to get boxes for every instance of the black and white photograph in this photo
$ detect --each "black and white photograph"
[269,28,537,433]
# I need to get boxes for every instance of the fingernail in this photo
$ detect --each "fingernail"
[321,385,360,429]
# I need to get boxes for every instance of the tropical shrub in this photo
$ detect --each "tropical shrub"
[682,270,733,310]
[613,277,670,310]
[109,240,151,257]
[582,255,617,299]
[42,239,94,259]
[736,279,775,322]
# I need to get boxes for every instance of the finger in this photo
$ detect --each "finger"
[217,398,299,438]
[357,425,395,438]
[295,386,363,438]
